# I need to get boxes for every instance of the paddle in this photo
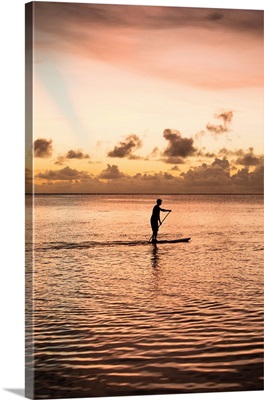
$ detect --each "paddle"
[149,210,171,242]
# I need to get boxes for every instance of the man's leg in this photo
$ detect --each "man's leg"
[152,226,158,242]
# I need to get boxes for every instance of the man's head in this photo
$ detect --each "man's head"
[157,199,162,205]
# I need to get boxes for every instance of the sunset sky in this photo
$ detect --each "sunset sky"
[26,1,264,193]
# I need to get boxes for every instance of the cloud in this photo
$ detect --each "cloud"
[217,111,234,124]
[218,147,235,157]
[55,156,66,166]
[211,157,230,170]
[181,158,231,190]
[180,157,263,193]
[37,166,91,181]
[218,147,263,167]
[231,165,264,190]
[126,171,183,193]
[55,149,90,165]
[194,111,234,140]
[170,165,181,172]
[206,124,227,135]
[218,147,246,158]
[235,147,263,166]
[34,4,263,41]
[196,147,216,158]
[98,164,126,180]
[149,147,159,158]
[66,149,90,159]
[207,12,223,22]
[206,110,234,135]
[34,138,53,158]
[194,130,207,140]
[34,3,264,90]
[161,129,196,163]
[33,157,263,194]
[162,156,185,165]
[107,134,142,158]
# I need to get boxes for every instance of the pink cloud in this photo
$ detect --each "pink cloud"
[33,3,263,90]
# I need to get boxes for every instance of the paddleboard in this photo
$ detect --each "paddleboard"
[151,237,191,244]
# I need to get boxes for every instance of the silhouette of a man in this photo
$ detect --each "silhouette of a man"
[150,199,171,242]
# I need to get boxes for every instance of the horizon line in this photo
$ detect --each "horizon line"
[25,192,263,196]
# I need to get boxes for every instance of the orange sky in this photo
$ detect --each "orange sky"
[26,1,264,194]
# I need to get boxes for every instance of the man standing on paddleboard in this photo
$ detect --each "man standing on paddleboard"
[150,199,171,243]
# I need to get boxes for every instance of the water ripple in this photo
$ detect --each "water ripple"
[26,195,264,397]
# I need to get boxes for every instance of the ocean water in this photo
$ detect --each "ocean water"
[25,194,264,398]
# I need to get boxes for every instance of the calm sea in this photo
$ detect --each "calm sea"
[25,194,264,398]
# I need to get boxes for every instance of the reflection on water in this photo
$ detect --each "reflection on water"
[25,194,264,398]
[151,244,160,268]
